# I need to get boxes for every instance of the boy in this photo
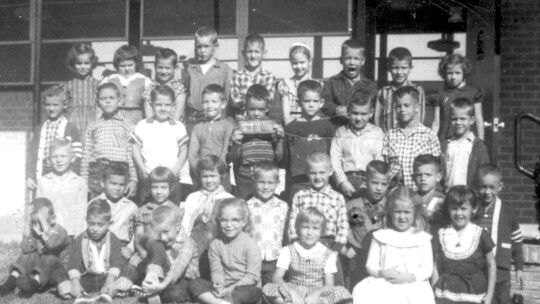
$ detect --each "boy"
[246,162,289,285]
[230,33,276,118]
[383,86,440,190]
[26,85,82,191]
[230,84,284,199]
[188,84,235,192]
[375,47,426,131]
[36,138,87,237]
[344,160,390,289]
[476,164,524,304]
[412,154,445,231]
[68,200,125,303]
[88,162,138,260]
[183,26,232,131]
[330,91,384,199]
[322,39,377,126]
[133,85,189,204]
[0,198,71,298]
[284,80,335,197]
[442,98,490,189]
[81,83,137,198]
[142,48,187,121]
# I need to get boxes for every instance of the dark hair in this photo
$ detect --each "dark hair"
[113,45,140,70]
[155,48,178,67]
[252,161,279,181]
[246,84,271,107]
[149,166,176,189]
[295,207,327,235]
[87,199,112,221]
[216,198,251,233]
[413,154,441,173]
[348,90,373,109]
[442,186,478,223]
[297,80,323,100]
[102,161,129,181]
[366,160,390,179]
[196,155,228,179]
[151,85,175,103]
[243,33,265,50]
[438,53,472,79]
[386,186,428,232]
[478,164,502,180]
[341,39,365,56]
[393,86,420,104]
[202,84,225,101]
[31,197,55,217]
[450,97,474,117]
[195,26,219,44]
[387,47,413,66]
[65,43,98,74]
[289,43,312,61]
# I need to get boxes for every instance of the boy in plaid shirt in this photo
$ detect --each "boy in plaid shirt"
[383,86,440,190]
[246,162,288,285]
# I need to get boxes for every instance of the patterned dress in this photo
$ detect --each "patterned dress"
[278,76,310,122]
[65,75,100,134]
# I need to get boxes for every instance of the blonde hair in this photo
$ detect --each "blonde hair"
[385,186,428,232]
[295,207,327,235]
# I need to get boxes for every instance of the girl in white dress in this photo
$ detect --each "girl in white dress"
[352,186,435,304]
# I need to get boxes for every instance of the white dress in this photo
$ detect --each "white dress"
[352,229,435,304]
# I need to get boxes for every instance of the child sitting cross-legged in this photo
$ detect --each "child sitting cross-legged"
[263,207,353,304]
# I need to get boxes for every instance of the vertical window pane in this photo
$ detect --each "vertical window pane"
[41,43,79,82]
[0,0,30,41]
[0,44,32,83]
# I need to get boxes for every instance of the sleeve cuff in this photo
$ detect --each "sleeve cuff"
[108,267,121,278]
[68,269,81,280]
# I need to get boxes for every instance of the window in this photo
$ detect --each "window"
[0,0,31,84]
[0,0,30,41]
[0,44,31,83]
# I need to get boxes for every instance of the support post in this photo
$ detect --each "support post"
[32,0,43,128]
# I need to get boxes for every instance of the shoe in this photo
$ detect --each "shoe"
[16,275,39,295]
[0,275,17,295]
[97,293,113,303]
[74,293,98,304]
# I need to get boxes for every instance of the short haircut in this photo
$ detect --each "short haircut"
[289,43,312,61]
[202,84,225,101]
[348,90,373,110]
[86,199,112,221]
[151,205,184,227]
[149,166,176,189]
[450,97,474,117]
[387,47,413,66]
[478,164,502,180]
[297,80,323,100]
[196,155,228,178]
[48,138,72,157]
[393,86,419,104]
[443,185,479,215]
[97,82,121,98]
[151,85,175,103]
[217,197,251,230]
[243,33,265,50]
[413,154,441,173]
[113,45,140,70]
[246,84,271,106]
[65,43,98,74]
[295,207,327,235]
[306,152,331,168]
[101,161,129,181]
[386,186,428,232]
[31,197,55,217]
[43,85,68,106]
[155,48,178,67]
[252,161,279,181]
[195,26,218,44]
[438,53,472,79]
[366,160,390,179]
[341,39,365,56]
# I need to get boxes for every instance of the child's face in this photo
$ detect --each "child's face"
[478,173,502,206]
[348,103,373,130]
[202,92,226,120]
[340,47,365,79]
[155,57,175,83]
[153,216,179,248]
[307,161,333,191]
[366,172,390,202]
[395,94,419,125]
[297,220,322,249]
[243,42,265,70]
[86,214,110,242]
[254,170,279,202]
[449,200,477,230]
[74,53,92,77]
[290,52,310,79]
[445,64,464,89]
[413,164,441,195]
[299,90,324,119]
[152,94,174,122]
[49,146,73,175]
[118,59,136,77]
[97,88,120,116]
[245,98,268,120]
[200,169,221,192]
[195,35,217,64]
[391,199,415,232]
[103,174,126,202]
[45,95,67,120]
[218,206,246,240]
[450,107,475,138]
[151,182,171,205]
[389,60,411,86]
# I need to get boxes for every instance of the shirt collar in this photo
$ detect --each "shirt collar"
[100,111,124,121]
[307,184,333,197]
[146,117,177,125]
[238,66,269,76]
[448,131,475,143]
[347,122,376,136]
[43,170,78,180]
[189,58,224,69]
[388,80,414,91]
[248,196,280,207]
[333,71,367,83]
[200,185,226,197]
[395,123,429,135]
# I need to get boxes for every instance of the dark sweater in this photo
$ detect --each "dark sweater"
[441,136,490,189]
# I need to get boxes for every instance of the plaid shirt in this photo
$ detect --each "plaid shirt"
[247,196,289,261]
[383,124,440,190]
[288,185,349,246]
[81,112,137,183]
[230,67,276,110]
[142,78,186,107]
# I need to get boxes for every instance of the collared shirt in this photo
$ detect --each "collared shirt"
[445,131,475,188]
[183,59,232,111]
[81,112,137,183]
[376,81,426,131]
[181,186,234,235]
[89,193,138,243]
[288,185,349,246]
[330,123,384,185]
[136,201,179,231]
[321,72,377,118]
[276,242,338,274]
[187,116,235,169]
[230,67,276,109]
[247,196,289,261]
[383,124,441,190]
[142,78,186,108]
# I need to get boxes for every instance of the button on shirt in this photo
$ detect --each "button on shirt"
[445,132,475,188]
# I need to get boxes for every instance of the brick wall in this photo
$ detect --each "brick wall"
[499,0,540,223]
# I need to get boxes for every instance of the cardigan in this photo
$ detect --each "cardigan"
[441,136,490,189]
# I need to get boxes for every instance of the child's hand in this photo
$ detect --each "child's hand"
[274,124,284,138]
[516,270,524,289]
[387,272,413,285]
[121,246,134,259]
[70,279,82,297]
[305,293,319,304]
[212,281,225,298]
[340,181,356,198]
[344,247,357,259]
[26,178,37,190]
[32,222,42,236]
[101,282,116,296]
[125,181,137,198]
[231,129,243,144]
[290,293,305,304]
[336,106,348,117]
[379,267,398,280]
[142,274,164,295]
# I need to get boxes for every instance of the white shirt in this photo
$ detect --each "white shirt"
[180,186,234,235]
[276,242,337,273]
[445,132,474,188]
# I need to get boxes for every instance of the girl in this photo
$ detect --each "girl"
[263,207,352,304]
[64,43,100,133]
[432,186,496,304]
[352,186,434,304]
[188,198,262,304]
[278,43,313,124]
[100,45,151,125]
[431,53,485,140]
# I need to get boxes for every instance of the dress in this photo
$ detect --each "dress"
[433,224,495,304]
[65,75,100,134]
[278,76,310,121]
[352,229,435,304]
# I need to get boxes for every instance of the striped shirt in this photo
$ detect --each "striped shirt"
[65,75,100,134]
[182,59,232,112]
[375,81,426,131]
[142,78,186,108]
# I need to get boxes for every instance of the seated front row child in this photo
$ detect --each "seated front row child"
[412,154,445,232]
[0,198,71,299]
[188,198,262,304]
[263,207,352,304]
[352,187,434,304]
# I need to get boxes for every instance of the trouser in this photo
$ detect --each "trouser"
[340,246,363,291]
[188,278,261,304]
[235,165,256,200]
[493,268,512,304]
[11,252,69,289]
[261,260,277,286]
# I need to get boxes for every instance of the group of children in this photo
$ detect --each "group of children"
[5,26,524,304]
